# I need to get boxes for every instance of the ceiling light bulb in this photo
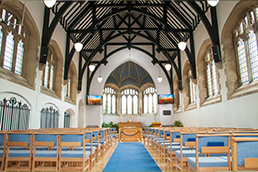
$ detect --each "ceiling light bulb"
[74,42,83,52]
[44,0,56,8]
[165,63,171,71]
[89,65,95,72]
[157,76,163,83]
[97,76,103,83]
[178,41,186,51]
[207,0,219,7]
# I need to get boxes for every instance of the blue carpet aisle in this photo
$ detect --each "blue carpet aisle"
[103,142,161,172]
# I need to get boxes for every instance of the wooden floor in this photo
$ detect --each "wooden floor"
[90,140,169,172]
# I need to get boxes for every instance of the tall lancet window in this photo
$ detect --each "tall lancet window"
[143,87,157,114]
[1,9,26,75]
[206,48,219,97]
[234,7,258,84]
[121,88,138,114]
[103,87,116,114]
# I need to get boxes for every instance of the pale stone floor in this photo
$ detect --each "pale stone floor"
[90,140,171,172]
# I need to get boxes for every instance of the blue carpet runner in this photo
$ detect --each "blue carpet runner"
[103,142,161,172]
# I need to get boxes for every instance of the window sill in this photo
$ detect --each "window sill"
[103,113,119,116]
[229,80,258,99]
[201,94,221,107]
[0,67,34,90]
[186,103,197,111]
[64,96,76,105]
[175,107,183,113]
[40,86,60,100]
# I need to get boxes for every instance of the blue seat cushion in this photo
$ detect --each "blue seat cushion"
[187,138,196,142]
[35,150,57,157]
[61,151,91,158]
[72,146,96,152]
[167,146,190,153]
[187,157,229,168]
[86,143,102,148]
[0,150,3,157]
[8,150,30,157]
[9,147,27,150]
[207,142,224,146]
[160,142,180,148]
[175,150,205,158]
[176,135,180,138]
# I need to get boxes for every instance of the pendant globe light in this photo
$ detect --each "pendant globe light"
[74,42,83,52]
[165,63,171,71]
[207,0,219,7]
[89,64,95,72]
[157,52,163,83]
[178,41,186,51]
[97,75,103,83]
[157,76,163,83]
[97,52,102,83]
[44,0,56,8]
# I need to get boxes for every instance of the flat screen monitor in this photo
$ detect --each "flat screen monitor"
[158,94,174,104]
[87,95,102,105]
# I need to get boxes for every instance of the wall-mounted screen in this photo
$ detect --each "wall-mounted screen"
[87,95,102,105]
[158,94,174,104]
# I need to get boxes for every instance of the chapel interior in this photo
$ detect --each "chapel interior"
[0,0,257,171]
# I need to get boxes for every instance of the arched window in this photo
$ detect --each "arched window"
[40,106,59,129]
[1,8,25,75]
[65,70,71,98]
[121,88,138,114]
[143,87,157,114]
[103,87,116,114]
[43,50,54,90]
[205,48,219,97]
[234,7,258,84]
[64,111,70,128]
[189,75,196,104]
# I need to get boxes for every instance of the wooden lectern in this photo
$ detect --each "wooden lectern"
[152,122,162,127]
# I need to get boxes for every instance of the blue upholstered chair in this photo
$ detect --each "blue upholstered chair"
[5,131,32,171]
[175,131,206,171]
[187,134,231,171]
[32,132,58,171]
[59,132,90,171]
[231,137,258,171]
[0,132,6,171]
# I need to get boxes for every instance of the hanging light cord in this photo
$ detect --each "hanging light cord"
[21,0,26,27]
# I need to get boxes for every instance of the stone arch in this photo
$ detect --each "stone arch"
[221,1,258,99]
[0,1,40,90]
[64,108,76,128]
[173,75,180,112]
[182,60,196,110]
[40,39,64,99]
[64,61,77,104]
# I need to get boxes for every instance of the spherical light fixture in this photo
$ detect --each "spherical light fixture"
[178,41,186,51]
[165,63,172,71]
[89,65,95,72]
[157,76,163,83]
[74,42,83,52]
[97,76,103,83]
[207,0,219,7]
[44,0,56,8]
